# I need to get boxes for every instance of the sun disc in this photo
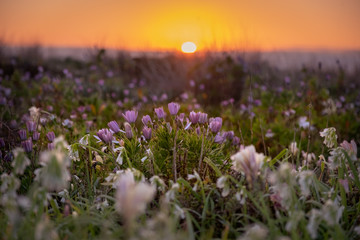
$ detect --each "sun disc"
[181,42,197,53]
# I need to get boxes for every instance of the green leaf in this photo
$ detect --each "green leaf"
[203,157,222,177]
[269,149,288,166]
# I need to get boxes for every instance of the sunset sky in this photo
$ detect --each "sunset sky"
[1,0,359,51]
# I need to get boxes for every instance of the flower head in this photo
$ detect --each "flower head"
[32,131,40,141]
[18,129,27,141]
[319,127,337,148]
[21,139,33,153]
[168,102,180,115]
[189,111,200,124]
[122,110,138,123]
[46,131,55,142]
[198,112,208,124]
[209,119,222,133]
[26,121,36,133]
[154,107,166,119]
[142,126,152,140]
[108,121,120,133]
[142,115,152,126]
[231,145,265,185]
[124,122,133,139]
[97,128,113,144]
[115,170,155,222]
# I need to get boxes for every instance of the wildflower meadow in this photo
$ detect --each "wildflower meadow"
[0,50,359,240]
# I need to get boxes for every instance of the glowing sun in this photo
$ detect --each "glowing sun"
[181,42,197,53]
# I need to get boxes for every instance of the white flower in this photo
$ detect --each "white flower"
[306,200,344,239]
[298,171,314,197]
[302,151,316,164]
[79,134,90,146]
[340,140,357,161]
[35,136,71,191]
[231,145,265,184]
[289,142,299,156]
[29,106,40,122]
[188,171,201,192]
[68,145,80,162]
[62,119,73,128]
[216,176,230,197]
[35,216,59,240]
[298,116,310,129]
[319,127,337,148]
[165,182,180,202]
[235,189,246,205]
[150,175,166,192]
[12,147,31,174]
[238,224,268,240]
[328,147,345,170]
[115,170,155,222]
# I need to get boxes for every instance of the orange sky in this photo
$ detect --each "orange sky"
[1,0,360,51]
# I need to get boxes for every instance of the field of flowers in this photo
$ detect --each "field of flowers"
[0,50,360,239]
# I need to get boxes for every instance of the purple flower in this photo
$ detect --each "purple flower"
[209,120,222,133]
[18,129,27,141]
[108,121,120,133]
[98,79,105,86]
[232,136,240,146]
[214,134,225,144]
[196,127,201,136]
[48,142,55,150]
[122,110,138,123]
[209,117,223,125]
[154,107,166,119]
[46,131,55,142]
[124,122,133,139]
[142,115,152,126]
[32,131,40,141]
[168,102,180,116]
[97,128,113,144]
[143,126,152,140]
[0,137,5,147]
[22,139,33,153]
[177,113,185,123]
[26,121,37,133]
[189,111,200,124]
[198,112,208,124]
[223,131,234,140]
